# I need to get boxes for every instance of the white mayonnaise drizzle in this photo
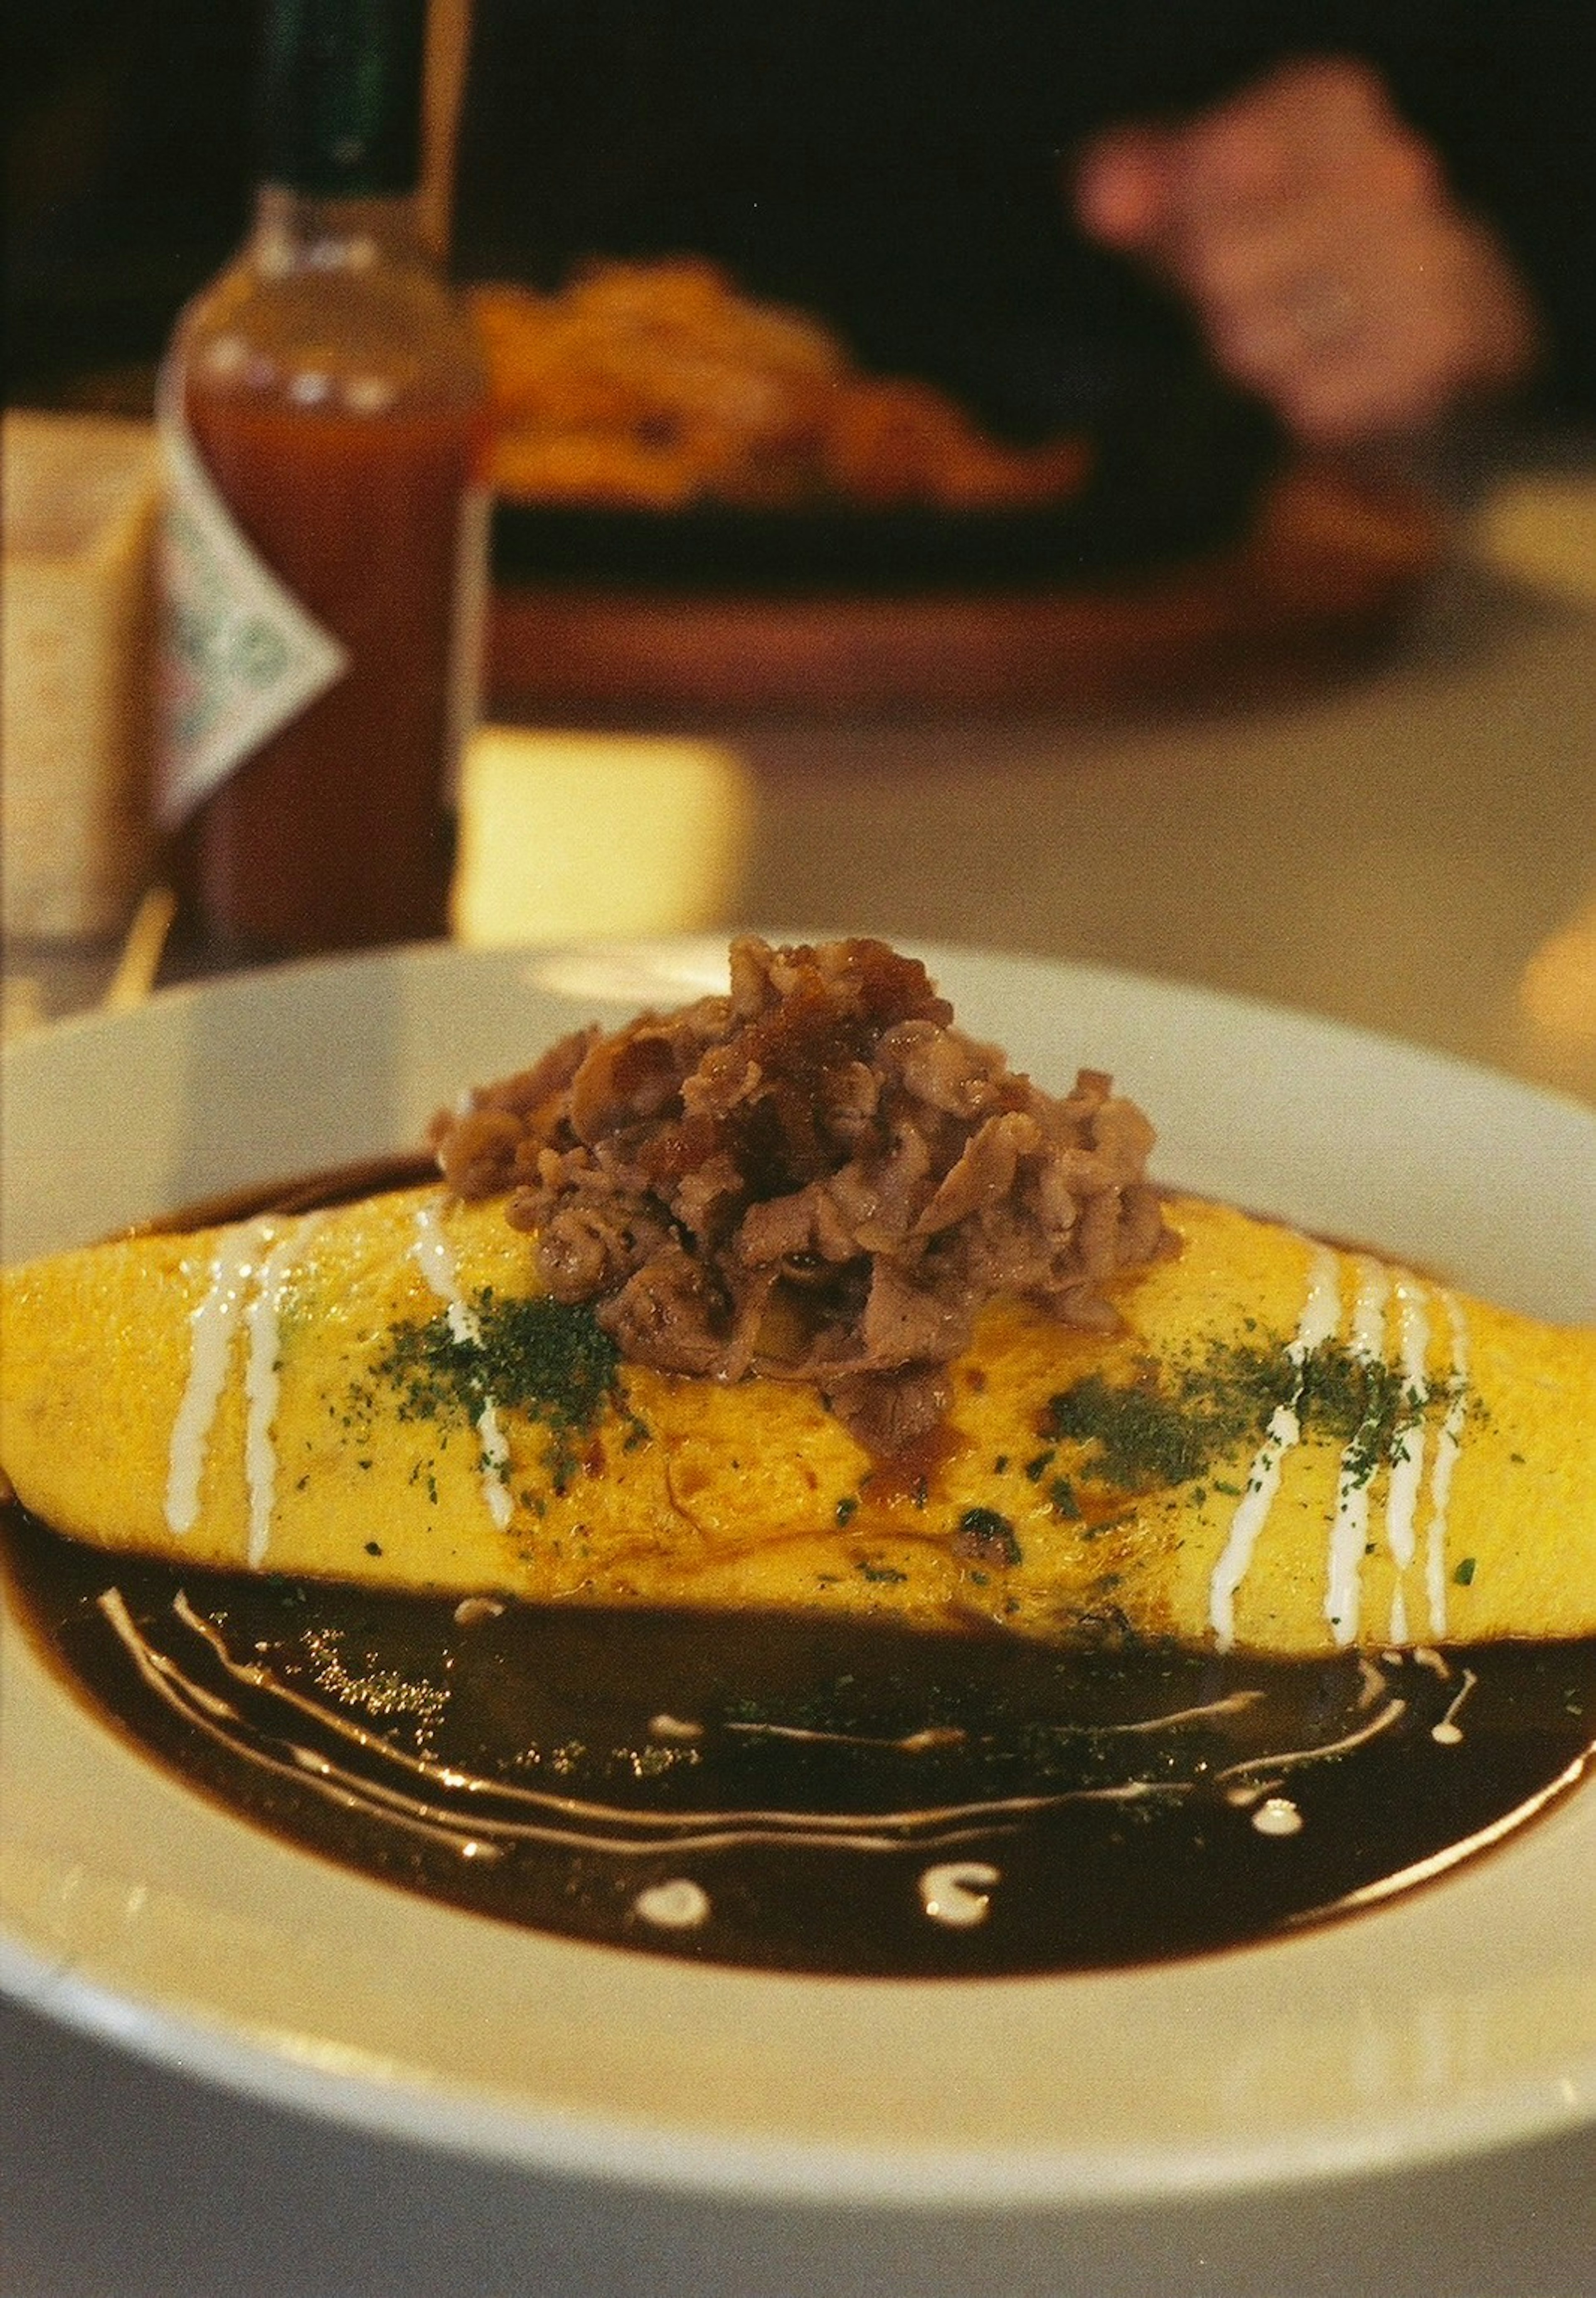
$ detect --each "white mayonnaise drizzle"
[1217,1693,1408,1800]
[100,1588,501,1861]
[243,1218,321,1569]
[107,1595,1559,1939]
[102,1590,1170,1861]
[1355,1654,1388,1709]
[634,1877,711,1929]
[1208,1243,1473,1655]
[1431,1666,1478,1746]
[1324,1257,1391,1648]
[1382,1277,1432,1644]
[724,1691,1262,1754]
[166,1213,318,1561]
[1424,1291,1471,1641]
[409,1201,513,1532]
[1209,1244,1342,1650]
[919,1861,1000,1926]
[165,1219,274,1535]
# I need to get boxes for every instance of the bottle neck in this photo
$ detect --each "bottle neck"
[257,0,428,201]
[248,181,431,278]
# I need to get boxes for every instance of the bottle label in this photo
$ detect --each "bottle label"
[156,366,351,828]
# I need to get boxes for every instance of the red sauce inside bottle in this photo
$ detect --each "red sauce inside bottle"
[174,385,485,954]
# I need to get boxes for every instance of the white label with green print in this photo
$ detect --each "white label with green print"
[156,375,349,828]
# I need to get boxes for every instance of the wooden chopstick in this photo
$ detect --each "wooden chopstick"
[102,884,177,1013]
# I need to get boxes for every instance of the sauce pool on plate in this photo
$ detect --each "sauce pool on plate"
[3,1507,1592,1978]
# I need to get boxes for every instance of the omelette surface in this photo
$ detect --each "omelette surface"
[2,1184,1592,1655]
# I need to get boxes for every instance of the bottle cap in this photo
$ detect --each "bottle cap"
[259,0,429,197]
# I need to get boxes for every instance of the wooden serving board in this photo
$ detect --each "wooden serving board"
[487,463,1445,717]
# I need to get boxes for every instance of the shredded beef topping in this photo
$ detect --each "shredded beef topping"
[431,936,1173,1454]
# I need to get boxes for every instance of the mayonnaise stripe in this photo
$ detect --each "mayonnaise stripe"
[1324,1258,1390,1649]
[1424,1291,1471,1641]
[165,1220,273,1536]
[1384,1277,1431,1643]
[103,1590,1165,1858]
[409,1201,476,1344]
[410,1202,514,1532]
[1209,1244,1342,1650]
[475,1404,514,1531]
[243,1218,320,1569]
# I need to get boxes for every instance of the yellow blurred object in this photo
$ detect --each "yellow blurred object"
[450,723,752,947]
[1,412,160,938]
[1468,475,1596,608]
[1516,889,1596,1057]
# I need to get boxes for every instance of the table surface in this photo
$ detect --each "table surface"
[3,437,1594,2296]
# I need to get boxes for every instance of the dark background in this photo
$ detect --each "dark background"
[7,1,1594,425]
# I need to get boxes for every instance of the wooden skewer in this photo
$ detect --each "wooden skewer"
[102,884,177,1012]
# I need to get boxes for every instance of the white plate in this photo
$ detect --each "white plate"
[2,937,1593,2207]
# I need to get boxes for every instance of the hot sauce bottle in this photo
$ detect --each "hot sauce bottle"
[159,0,488,956]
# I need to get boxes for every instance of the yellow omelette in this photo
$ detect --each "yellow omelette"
[3,1176,1596,1663]
[2,1184,1592,1656]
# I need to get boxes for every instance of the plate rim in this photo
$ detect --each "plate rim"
[2,935,1593,2204]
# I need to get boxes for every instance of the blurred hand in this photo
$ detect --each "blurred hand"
[1074,57,1540,448]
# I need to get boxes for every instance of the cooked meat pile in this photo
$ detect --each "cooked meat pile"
[432,937,1172,1455]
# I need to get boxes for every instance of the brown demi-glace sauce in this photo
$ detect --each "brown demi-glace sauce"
[4,1158,1593,1979]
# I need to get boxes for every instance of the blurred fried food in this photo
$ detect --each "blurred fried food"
[473,259,1091,513]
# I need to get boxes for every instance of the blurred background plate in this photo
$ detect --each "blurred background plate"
[488,461,1446,714]
[490,369,1281,596]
